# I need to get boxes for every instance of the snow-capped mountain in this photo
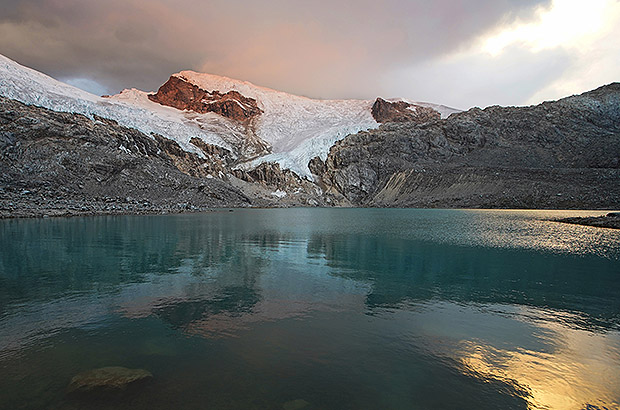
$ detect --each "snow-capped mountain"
[0,54,231,156]
[0,54,376,176]
[0,53,459,178]
[126,71,380,176]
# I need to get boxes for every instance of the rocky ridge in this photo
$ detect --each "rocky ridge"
[311,83,620,209]
[149,75,263,121]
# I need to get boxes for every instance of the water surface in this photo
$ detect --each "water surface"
[1,209,619,410]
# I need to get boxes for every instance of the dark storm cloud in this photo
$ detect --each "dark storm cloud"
[0,0,551,100]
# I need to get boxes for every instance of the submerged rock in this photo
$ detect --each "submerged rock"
[67,366,153,395]
[283,398,310,410]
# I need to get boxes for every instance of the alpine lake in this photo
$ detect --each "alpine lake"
[1,209,619,410]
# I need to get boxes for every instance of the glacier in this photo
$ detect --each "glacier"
[0,54,460,179]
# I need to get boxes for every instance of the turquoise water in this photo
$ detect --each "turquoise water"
[0,209,619,410]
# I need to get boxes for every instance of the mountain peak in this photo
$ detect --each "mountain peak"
[171,70,294,102]
[148,74,263,123]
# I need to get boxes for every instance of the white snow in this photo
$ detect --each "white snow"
[271,190,287,198]
[0,54,230,155]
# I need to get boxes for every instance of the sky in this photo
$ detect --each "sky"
[0,0,618,109]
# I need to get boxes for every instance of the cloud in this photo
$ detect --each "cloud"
[62,77,109,96]
[516,0,620,104]
[7,0,617,108]
[0,0,551,102]
[382,46,573,109]
[381,0,620,108]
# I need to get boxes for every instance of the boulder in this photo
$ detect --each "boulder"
[67,366,152,395]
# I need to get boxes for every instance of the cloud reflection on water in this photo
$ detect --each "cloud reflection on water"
[0,210,619,409]
[456,307,620,409]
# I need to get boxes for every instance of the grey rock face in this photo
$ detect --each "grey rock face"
[0,96,252,217]
[230,162,339,207]
[313,83,620,209]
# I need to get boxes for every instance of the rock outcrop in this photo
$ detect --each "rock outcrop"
[148,75,262,122]
[147,74,271,161]
[313,83,620,208]
[230,162,339,207]
[371,98,441,124]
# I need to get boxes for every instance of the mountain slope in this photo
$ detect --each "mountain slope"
[2,53,617,212]
[312,83,620,208]
[0,54,230,156]
[0,54,382,177]
[0,96,251,217]
[0,54,460,179]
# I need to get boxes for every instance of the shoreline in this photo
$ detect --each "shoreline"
[1,201,616,220]
[552,213,620,230]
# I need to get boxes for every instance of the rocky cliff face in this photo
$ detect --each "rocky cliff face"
[229,162,330,206]
[148,75,262,122]
[312,83,620,208]
[0,96,255,217]
[371,98,441,124]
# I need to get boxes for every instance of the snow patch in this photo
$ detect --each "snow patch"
[271,190,287,198]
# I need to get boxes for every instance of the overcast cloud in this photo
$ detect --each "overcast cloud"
[0,0,617,108]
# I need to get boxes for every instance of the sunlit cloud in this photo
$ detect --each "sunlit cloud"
[0,0,551,104]
[482,0,612,55]
[383,0,620,108]
[477,0,620,105]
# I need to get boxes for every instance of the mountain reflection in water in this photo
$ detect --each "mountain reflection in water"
[0,209,618,410]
